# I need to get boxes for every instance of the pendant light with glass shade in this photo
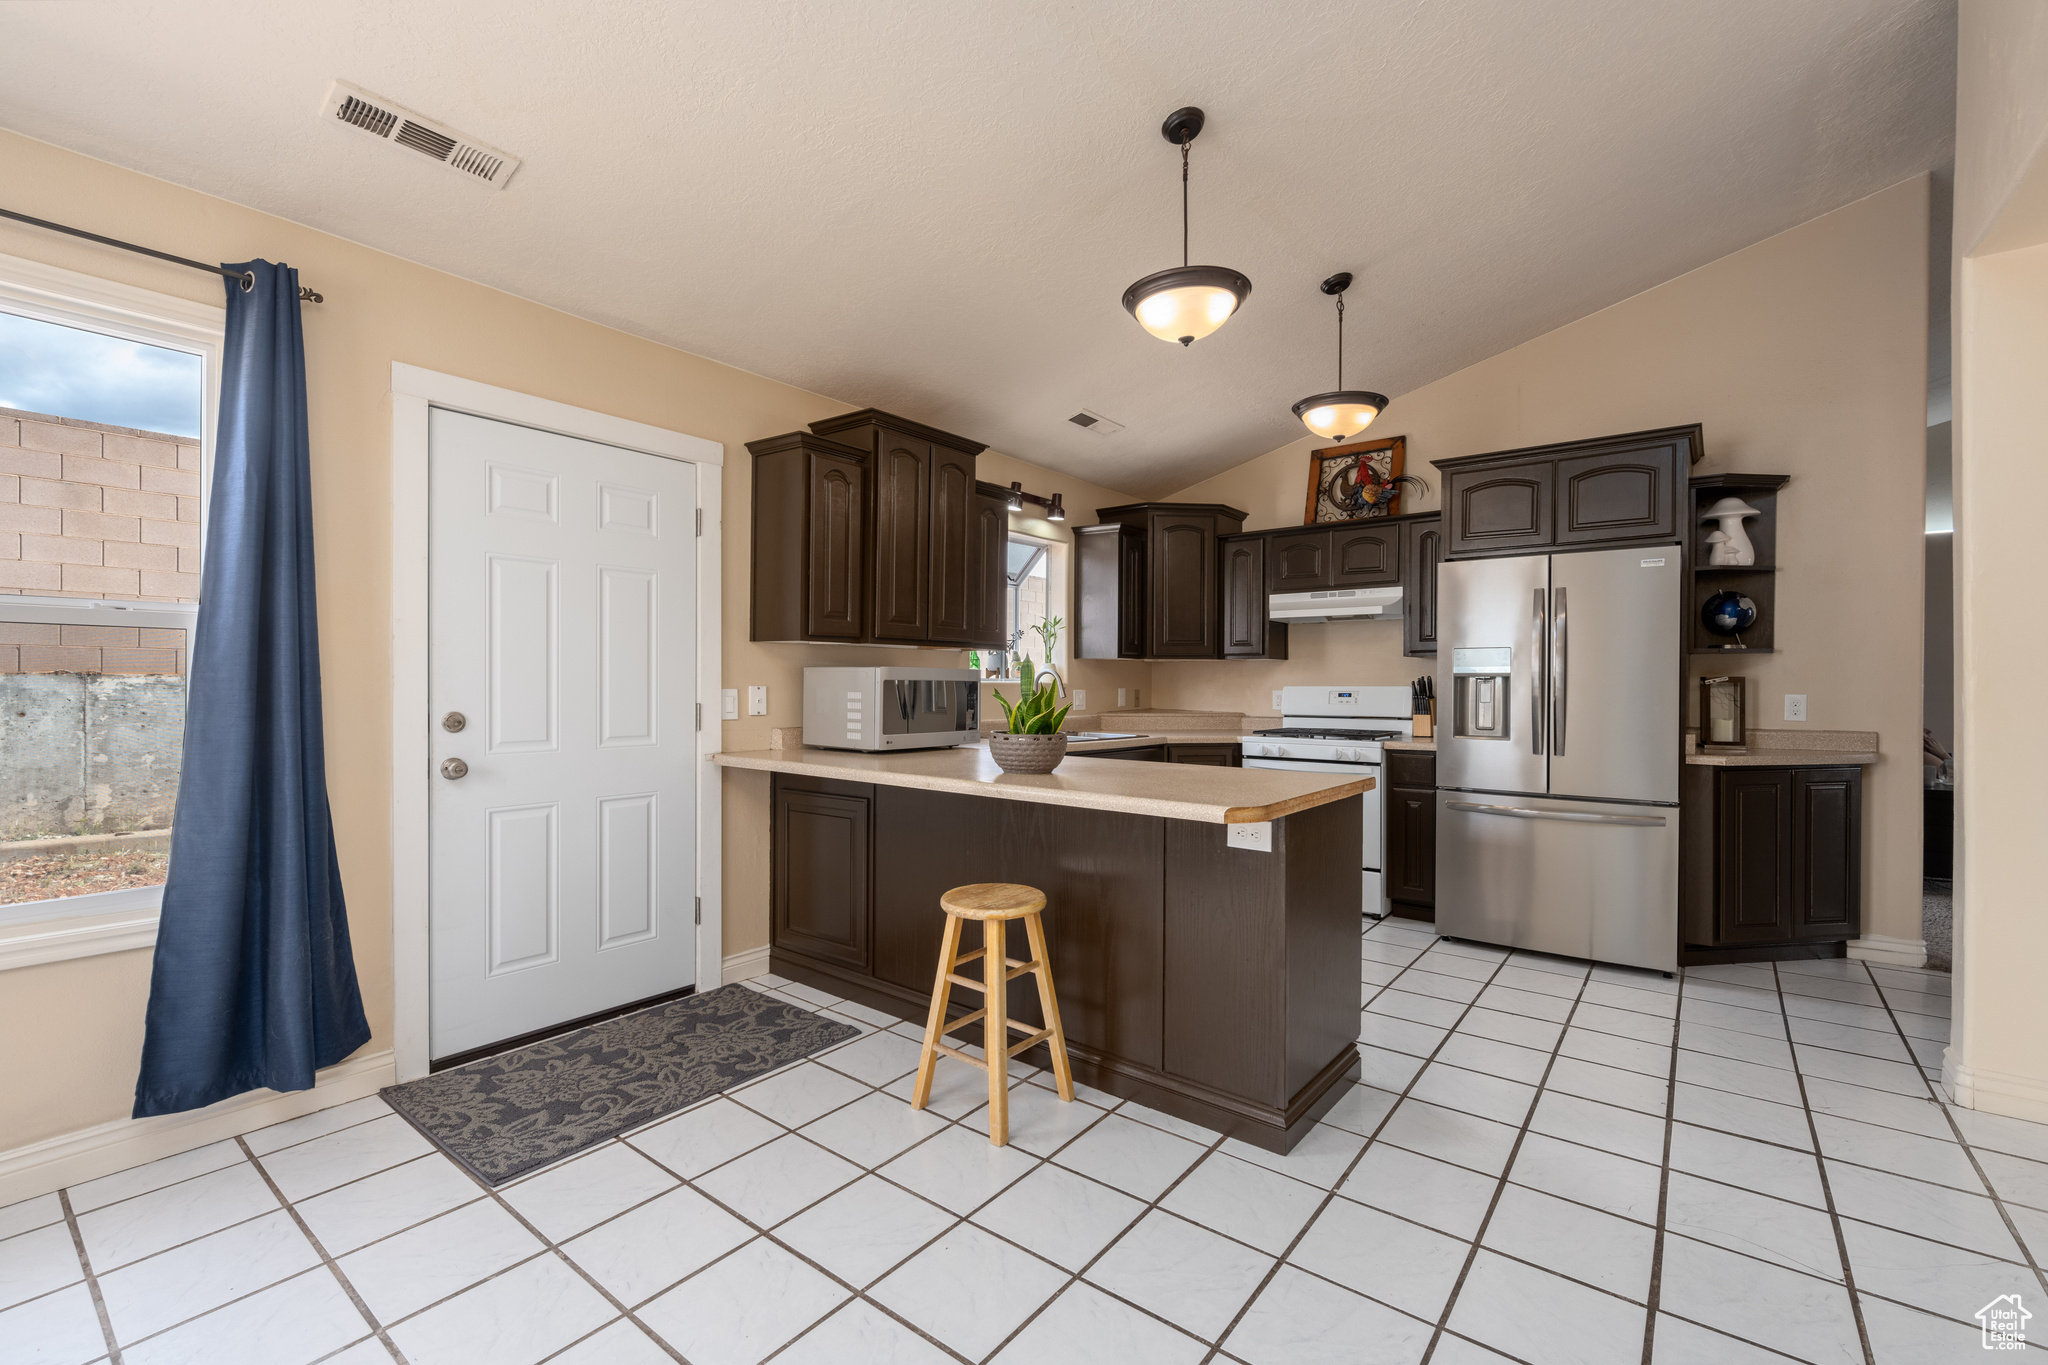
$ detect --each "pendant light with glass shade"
[1121,107,1252,346]
[1292,272,1389,440]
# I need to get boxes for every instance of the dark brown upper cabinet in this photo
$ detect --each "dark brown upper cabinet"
[1221,534,1286,660]
[1401,514,1443,656]
[750,409,1000,647]
[1268,528,1331,591]
[967,481,1009,650]
[1076,502,1247,659]
[747,432,868,643]
[1437,425,1702,560]
[1267,523,1401,593]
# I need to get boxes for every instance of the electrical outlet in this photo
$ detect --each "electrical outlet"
[1072,689,1086,710]
[1784,693,1808,722]
[1132,688,1141,708]
[1116,688,1127,708]
[747,685,768,716]
[1226,822,1273,853]
[1272,690,1284,711]
[720,689,739,720]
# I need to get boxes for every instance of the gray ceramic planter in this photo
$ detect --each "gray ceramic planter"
[987,732,1069,774]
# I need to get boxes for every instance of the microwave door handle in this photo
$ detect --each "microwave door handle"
[1551,586,1567,756]
[1530,588,1546,755]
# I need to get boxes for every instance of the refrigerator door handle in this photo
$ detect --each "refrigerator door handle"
[1551,586,1567,756]
[1530,588,1547,755]
[1445,800,1666,827]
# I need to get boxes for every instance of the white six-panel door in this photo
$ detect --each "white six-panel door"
[428,408,698,1059]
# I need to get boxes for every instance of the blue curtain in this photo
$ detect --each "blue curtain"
[133,261,370,1118]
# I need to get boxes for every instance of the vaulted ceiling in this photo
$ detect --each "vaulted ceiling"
[0,0,1954,495]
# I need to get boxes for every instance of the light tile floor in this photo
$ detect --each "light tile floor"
[5,925,2047,1365]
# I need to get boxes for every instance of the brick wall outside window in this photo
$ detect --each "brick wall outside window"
[0,405,202,603]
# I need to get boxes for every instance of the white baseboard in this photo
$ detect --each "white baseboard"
[1943,1055,2048,1125]
[1847,935,1928,969]
[722,945,771,982]
[0,1048,395,1206]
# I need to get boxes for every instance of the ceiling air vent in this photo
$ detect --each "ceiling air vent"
[1068,409,1125,435]
[320,80,521,190]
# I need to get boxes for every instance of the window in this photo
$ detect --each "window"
[0,254,220,931]
[982,532,1057,681]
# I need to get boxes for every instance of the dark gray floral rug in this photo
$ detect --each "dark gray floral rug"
[381,984,858,1185]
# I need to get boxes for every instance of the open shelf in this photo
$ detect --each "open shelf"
[1689,474,1789,654]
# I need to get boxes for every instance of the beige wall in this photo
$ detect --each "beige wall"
[1949,0,2048,1121]
[1158,178,1931,949]
[0,128,1125,1150]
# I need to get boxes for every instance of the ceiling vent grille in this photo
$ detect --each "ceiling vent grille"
[1069,409,1125,435]
[320,80,521,190]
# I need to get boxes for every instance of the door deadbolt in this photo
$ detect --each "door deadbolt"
[442,712,467,733]
[440,758,469,780]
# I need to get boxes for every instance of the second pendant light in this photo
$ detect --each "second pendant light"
[1292,272,1388,441]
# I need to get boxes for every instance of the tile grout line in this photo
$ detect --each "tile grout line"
[57,1187,124,1365]
[235,1136,412,1365]
[1417,950,1603,1365]
[1855,959,2048,1298]
[1767,963,1877,1365]
[1190,925,1508,1365]
[1638,965,1684,1365]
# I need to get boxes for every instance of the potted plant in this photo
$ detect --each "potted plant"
[988,654,1073,774]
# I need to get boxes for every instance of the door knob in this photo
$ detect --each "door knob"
[442,712,467,732]
[440,758,469,780]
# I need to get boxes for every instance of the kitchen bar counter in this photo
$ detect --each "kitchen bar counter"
[749,739,1368,1152]
[717,743,1365,824]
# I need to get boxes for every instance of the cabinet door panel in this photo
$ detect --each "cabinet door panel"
[773,785,871,969]
[1151,514,1218,657]
[1222,537,1280,658]
[1118,527,1148,657]
[871,435,930,640]
[1792,769,1861,938]
[1714,769,1793,943]
[1447,466,1554,556]
[966,490,1008,649]
[1556,449,1678,546]
[1387,785,1436,907]
[1167,744,1241,766]
[927,451,975,643]
[1268,529,1331,591]
[1331,525,1399,586]
[804,451,865,640]
[1402,517,1443,656]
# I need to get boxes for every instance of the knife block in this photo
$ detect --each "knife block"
[1412,701,1435,739]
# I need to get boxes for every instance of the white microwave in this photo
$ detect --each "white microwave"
[801,667,981,752]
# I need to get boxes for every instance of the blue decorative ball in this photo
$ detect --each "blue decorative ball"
[1702,591,1758,636]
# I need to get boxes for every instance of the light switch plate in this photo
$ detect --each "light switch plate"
[1072,689,1086,710]
[720,689,739,720]
[1784,693,1808,722]
[1117,688,1127,708]
[1132,688,1141,708]
[748,685,768,716]
[1226,822,1273,853]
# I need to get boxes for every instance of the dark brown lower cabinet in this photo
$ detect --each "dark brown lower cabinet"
[1383,750,1436,918]
[1167,743,1242,767]
[771,777,871,970]
[767,773,1362,1151]
[1681,765,1863,953]
[1092,745,1166,761]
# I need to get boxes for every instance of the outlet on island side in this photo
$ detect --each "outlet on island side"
[1784,693,1808,722]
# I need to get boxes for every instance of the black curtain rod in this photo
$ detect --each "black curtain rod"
[0,207,324,303]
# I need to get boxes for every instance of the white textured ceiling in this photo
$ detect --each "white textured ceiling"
[0,0,1954,496]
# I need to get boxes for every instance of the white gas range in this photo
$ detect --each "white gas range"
[1240,685,1414,917]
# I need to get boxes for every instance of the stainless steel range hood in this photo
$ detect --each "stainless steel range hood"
[1268,587,1405,623]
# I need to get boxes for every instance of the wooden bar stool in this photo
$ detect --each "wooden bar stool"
[910,883,1075,1145]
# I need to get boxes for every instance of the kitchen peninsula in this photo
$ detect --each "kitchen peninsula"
[715,744,1370,1151]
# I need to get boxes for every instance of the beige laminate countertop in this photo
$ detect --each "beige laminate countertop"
[715,743,1369,824]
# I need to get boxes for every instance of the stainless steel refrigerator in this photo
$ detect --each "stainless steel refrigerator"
[1434,545,1681,972]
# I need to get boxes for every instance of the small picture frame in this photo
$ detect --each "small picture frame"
[1698,675,1747,751]
[1304,435,1407,524]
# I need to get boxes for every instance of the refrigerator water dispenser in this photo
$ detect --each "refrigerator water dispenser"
[1452,646,1514,740]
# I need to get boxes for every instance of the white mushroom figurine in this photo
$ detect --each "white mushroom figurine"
[1703,528,1734,565]
[1700,497,1762,566]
